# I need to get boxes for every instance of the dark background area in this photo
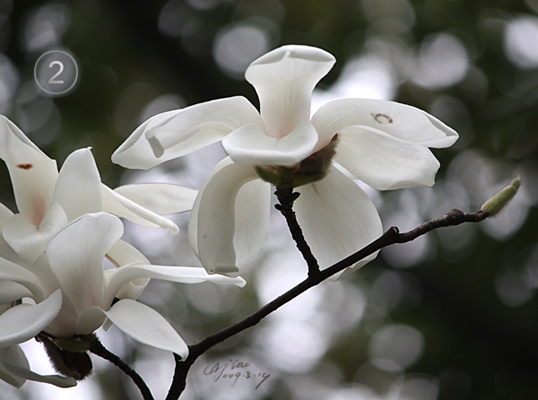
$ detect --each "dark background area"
[1,0,537,399]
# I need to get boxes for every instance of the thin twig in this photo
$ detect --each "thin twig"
[165,208,489,399]
[89,337,154,400]
[274,186,320,277]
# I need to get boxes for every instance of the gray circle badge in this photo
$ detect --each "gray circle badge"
[34,50,79,96]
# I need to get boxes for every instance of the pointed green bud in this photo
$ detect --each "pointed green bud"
[481,176,521,217]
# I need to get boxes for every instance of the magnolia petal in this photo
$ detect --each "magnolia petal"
[104,264,246,307]
[0,346,29,388]
[47,213,123,315]
[0,290,62,348]
[0,202,13,228]
[294,167,383,276]
[103,299,189,358]
[246,45,335,139]
[188,158,269,274]
[311,98,458,150]
[334,126,443,190]
[114,183,197,215]
[112,97,263,169]
[52,148,102,221]
[105,239,151,301]
[3,202,68,264]
[0,116,58,226]
[0,255,46,301]
[0,346,77,388]
[3,361,78,388]
[222,121,318,166]
[101,185,180,234]
[0,281,32,304]
[232,178,271,265]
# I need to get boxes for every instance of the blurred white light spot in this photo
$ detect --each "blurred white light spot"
[495,268,534,307]
[213,21,271,78]
[139,94,185,123]
[312,55,396,113]
[412,33,469,89]
[368,324,425,370]
[504,15,538,69]
[261,320,328,373]
[23,3,71,52]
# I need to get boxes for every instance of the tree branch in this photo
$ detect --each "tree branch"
[165,207,489,399]
[89,337,154,400]
[274,187,320,277]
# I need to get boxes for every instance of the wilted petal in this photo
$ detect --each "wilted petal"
[112,97,263,169]
[113,183,197,215]
[101,185,180,234]
[311,98,458,150]
[246,45,335,138]
[294,167,383,276]
[47,213,123,315]
[0,290,62,348]
[3,202,68,264]
[334,126,442,190]
[188,158,270,274]
[52,148,102,221]
[0,346,77,388]
[222,121,318,166]
[0,116,58,226]
[104,264,246,307]
[102,300,189,358]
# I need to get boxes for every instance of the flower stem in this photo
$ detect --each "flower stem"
[165,208,489,399]
[274,186,320,277]
[89,337,154,400]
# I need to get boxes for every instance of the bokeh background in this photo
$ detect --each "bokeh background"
[1,0,538,399]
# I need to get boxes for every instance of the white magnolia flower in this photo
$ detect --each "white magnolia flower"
[112,45,458,276]
[0,212,245,385]
[0,115,197,265]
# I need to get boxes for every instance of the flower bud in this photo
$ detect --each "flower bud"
[481,176,521,217]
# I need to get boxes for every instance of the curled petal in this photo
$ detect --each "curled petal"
[294,167,383,276]
[114,183,197,215]
[102,300,189,358]
[189,158,270,274]
[0,281,32,304]
[105,239,151,301]
[222,121,318,166]
[3,202,68,264]
[47,213,123,315]
[112,97,263,169]
[105,264,245,308]
[0,290,62,348]
[312,98,458,150]
[334,126,442,190]
[0,256,46,301]
[0,116,58,226]
[53,148,102,221]
[101,185,180,234]
[246,45,335,138]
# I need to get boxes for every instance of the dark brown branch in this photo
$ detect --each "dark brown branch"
[274,187,320,277]
[89,337,154,400]
[165,208,489,399]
